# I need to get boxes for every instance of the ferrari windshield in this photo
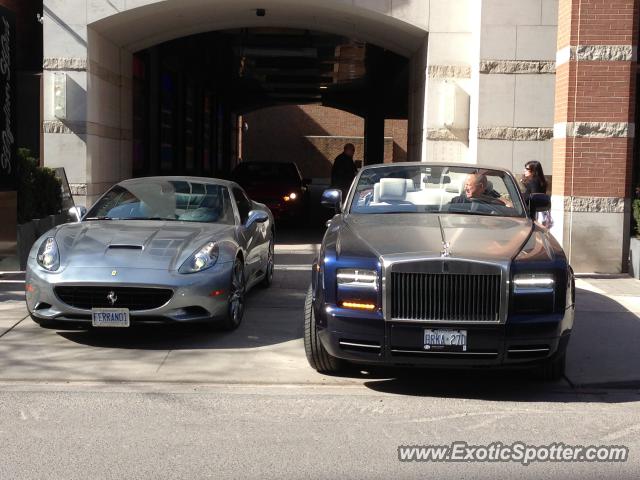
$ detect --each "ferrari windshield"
[350,165,526,217]
[86,179,236,224]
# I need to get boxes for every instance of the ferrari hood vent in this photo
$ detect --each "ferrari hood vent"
[108,244,144,250]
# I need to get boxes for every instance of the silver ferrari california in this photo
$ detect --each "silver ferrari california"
[25,176,275,330]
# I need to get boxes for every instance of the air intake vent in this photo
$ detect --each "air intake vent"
[108,244,143,250]
[55,286,172,311]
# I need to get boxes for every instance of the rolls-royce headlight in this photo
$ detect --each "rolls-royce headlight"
[337,269,378,289]
[36,237,60,271]
[179,242,219,274]
[513,273,555,294]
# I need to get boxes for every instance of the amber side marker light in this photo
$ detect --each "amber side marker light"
[341,301,376,311]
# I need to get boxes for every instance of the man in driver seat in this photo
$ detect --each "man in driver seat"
[451,173,490,203]
[451,173,511,207]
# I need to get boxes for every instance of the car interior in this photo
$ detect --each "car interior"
[353,169,520,215]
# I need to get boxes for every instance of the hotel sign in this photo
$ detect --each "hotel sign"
[0,6,14,192]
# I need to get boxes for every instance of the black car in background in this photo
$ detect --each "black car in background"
[231,161,310,223]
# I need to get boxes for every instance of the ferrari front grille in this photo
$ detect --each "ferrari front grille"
[54,286,173,311]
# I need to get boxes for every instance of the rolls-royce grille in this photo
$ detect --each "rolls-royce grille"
[54,286,173,311]
[391,272,501,322]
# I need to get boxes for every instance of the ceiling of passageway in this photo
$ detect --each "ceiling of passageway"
[90,0,427,57]
[147,28,410,118]
[228,28,407,114]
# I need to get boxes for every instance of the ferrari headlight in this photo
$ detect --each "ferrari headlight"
[513,273,554,294]
[36,237,60,271]
[337,268,378,289]
[179,242,219,274]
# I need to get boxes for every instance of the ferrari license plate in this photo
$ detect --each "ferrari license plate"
[424,329,467,352]
[92,308,130,327]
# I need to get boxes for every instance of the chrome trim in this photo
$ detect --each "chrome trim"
[437,216,451,258]
[339,341,381,350]
[507,348,550,353]
[391,318,502,325]
[513,287,554,295]
[390,349,498,356]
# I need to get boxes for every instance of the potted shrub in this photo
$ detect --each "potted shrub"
[16,148,64,269]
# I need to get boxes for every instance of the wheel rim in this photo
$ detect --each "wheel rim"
[229,261,245,325]
[266,240,274,282]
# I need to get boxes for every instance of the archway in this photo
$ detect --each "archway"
[43,0,428,205]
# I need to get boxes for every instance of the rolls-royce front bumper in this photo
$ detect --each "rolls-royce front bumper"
[315,304,573,368]
[25,259,234,326]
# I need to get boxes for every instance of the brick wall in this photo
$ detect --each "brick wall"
[242,104,407,179]
[553,0,638,198]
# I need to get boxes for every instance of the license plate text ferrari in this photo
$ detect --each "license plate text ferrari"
[92,309,130,327]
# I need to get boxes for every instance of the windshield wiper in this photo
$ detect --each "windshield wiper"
[84,216,118,220]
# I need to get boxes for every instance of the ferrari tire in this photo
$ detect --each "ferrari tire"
[220,257,246,331]
[260,239,274,288]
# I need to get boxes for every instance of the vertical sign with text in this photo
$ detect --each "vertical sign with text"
[0,6,15,192]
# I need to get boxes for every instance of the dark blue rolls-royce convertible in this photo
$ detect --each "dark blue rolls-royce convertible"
[304,163,575,380]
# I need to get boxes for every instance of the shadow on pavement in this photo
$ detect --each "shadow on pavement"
[359,286,640,402]
[0,293,27,302]
[53,299,304,350]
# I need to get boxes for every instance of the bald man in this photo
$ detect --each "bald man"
[450,173,509,207]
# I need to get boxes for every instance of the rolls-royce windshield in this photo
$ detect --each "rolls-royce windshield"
[350,165,526,217]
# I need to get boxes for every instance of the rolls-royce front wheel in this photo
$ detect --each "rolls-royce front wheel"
[304,286,342,373]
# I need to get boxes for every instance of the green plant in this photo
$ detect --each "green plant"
[16,148,62,224]
[633,199,640,237]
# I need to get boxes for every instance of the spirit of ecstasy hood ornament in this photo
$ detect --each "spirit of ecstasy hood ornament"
[438,216,452,258]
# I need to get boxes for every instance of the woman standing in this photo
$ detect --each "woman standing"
[521,160,552,227]
[521,160,547,202]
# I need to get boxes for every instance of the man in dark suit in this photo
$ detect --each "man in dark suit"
[331,143,357,197]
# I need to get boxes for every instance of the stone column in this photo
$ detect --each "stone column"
[42,1,132,207]
[551,0,639,273]
[42,0,89,205]
[364,112,385,166]
[407,36,428,162]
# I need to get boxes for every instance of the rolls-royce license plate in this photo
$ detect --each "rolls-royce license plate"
[424,329,467,352]
[92,308,130,327]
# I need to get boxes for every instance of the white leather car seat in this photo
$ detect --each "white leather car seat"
[378,178,408,202]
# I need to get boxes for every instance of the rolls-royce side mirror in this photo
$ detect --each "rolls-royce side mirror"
[321,189,342,213]
[245,210,269,228]
[529,193,551,215]
[68,206,87,222]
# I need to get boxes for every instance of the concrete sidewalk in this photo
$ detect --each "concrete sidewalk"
[0,271,27,338]
[568,277,640,388]
[0,268,638,389]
